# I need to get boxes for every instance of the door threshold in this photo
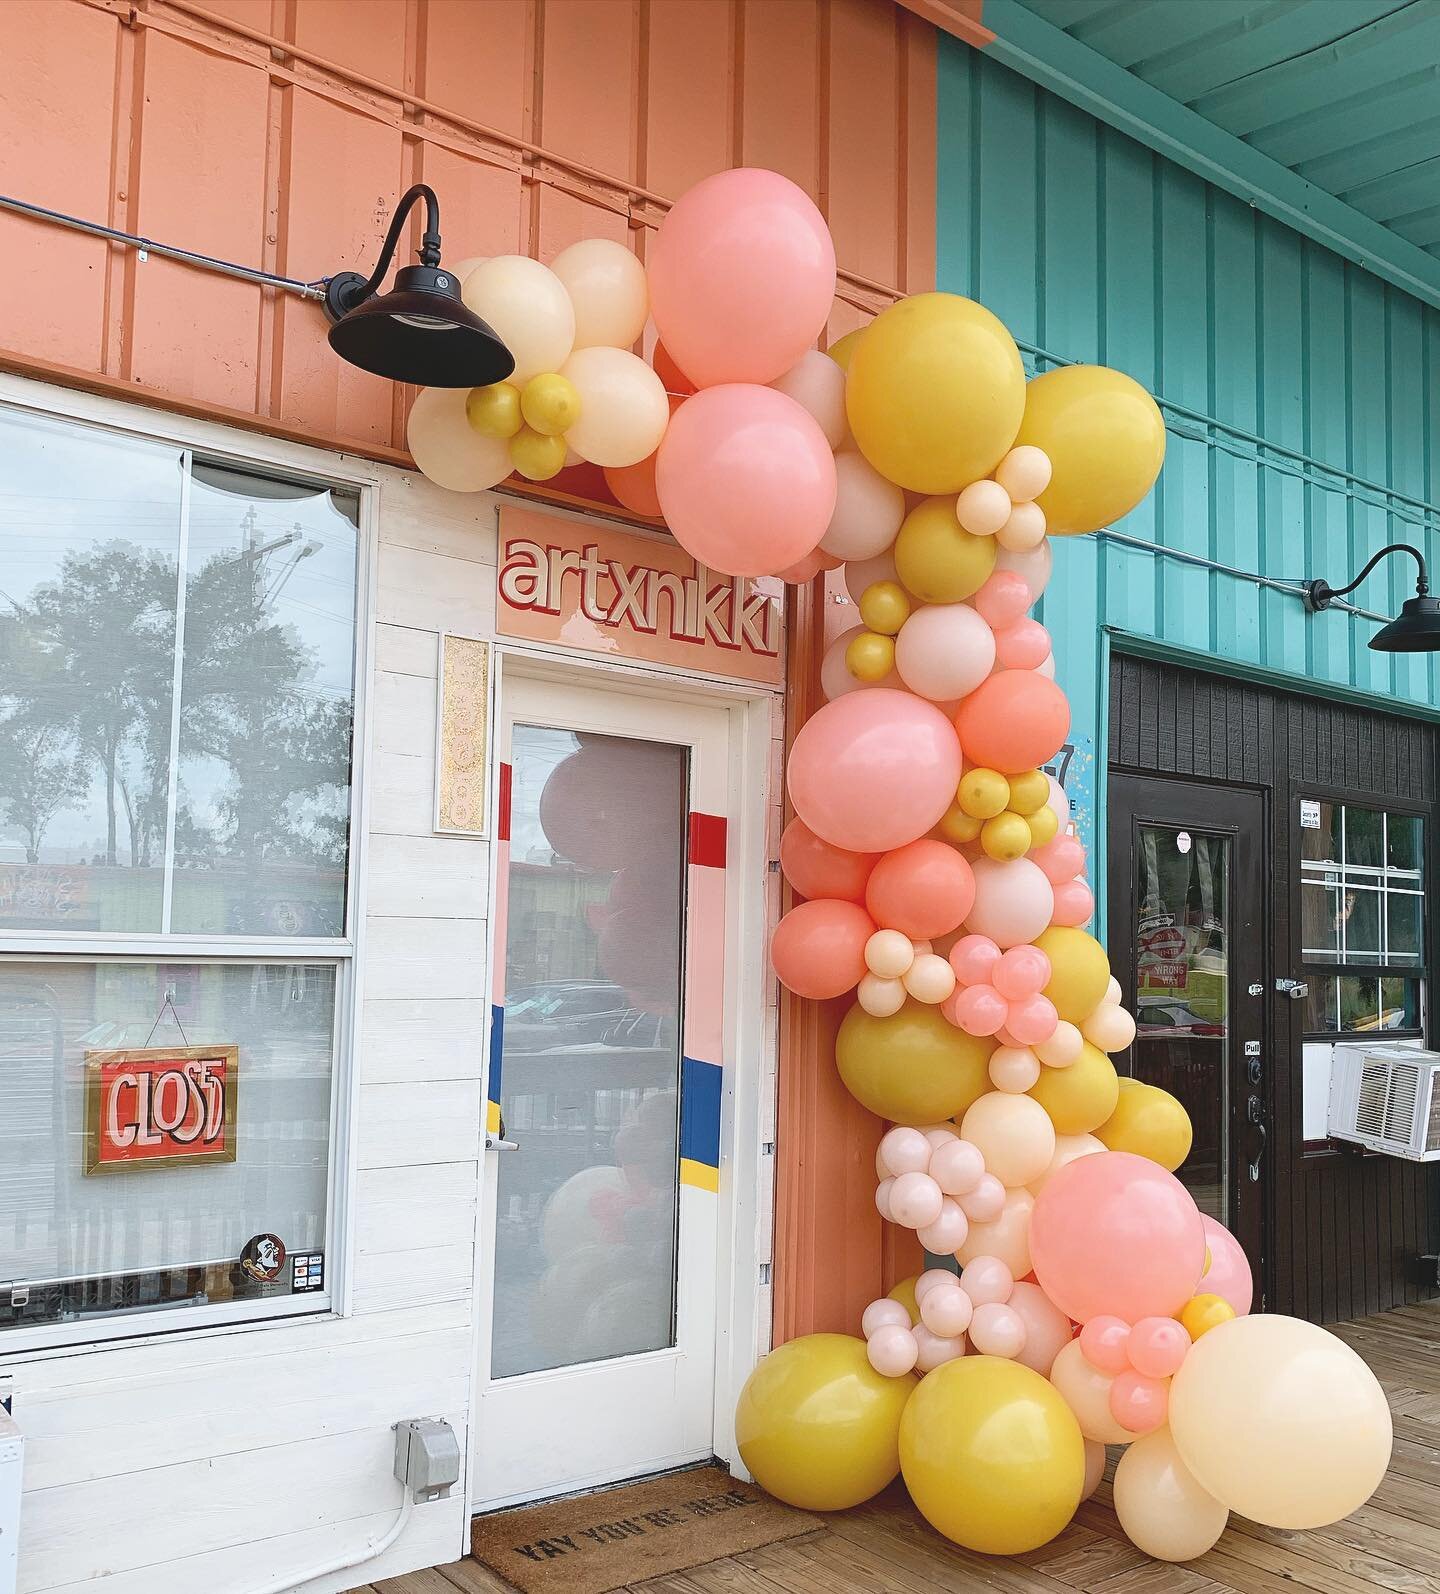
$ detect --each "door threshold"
[472,1455,718,1520]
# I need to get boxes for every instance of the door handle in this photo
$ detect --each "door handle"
[485,1133,519,1152]
[1247,1092,1266,1182]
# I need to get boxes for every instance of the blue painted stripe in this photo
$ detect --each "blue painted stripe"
[488,1003,504,1107]
[679,1056,722,1171]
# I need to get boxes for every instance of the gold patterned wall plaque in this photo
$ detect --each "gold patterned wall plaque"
[435,634,490,836]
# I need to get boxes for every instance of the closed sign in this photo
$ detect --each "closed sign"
[84,1046,240,1175]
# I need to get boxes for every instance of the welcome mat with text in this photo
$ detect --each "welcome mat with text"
[468,1463,820,1594]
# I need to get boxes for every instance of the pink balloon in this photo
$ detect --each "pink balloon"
[958,1172,1006,1224]
[1051,878,1095,928]
[1199,1214,1254,1315]
[879,1125,933,1178]
[973,570,1032,628]
[1030,1152,1206,1325]
[889,1170,944,1229]
[787,689,963,853]
[1078,1314,1132,1375]
[865,840,976,940]
[1109,1369,1169,1434]
[1129,1316,1190,1379]
[874,1177,894,1220]
[918,1198,970,1255]
[867,1323,920,1378]
[930,1138,985,1196]
[949,934,1003,986]
[770,899,874,998]
[919,1280,974,1338]
[959,1254,1013,1306]
[647,167,837,388]
[913,1323,965,1372]
[861,1297,912,1338]
[914,1268,959,1304]
[1032,834,1086,885]
[994,618,1052,671]
[1008,1281,1074,1377]
[993,944,1052,1001]
[952,983,1008,1037]
[656,385,836,578]
[1006,993,1060,1046]
[965,857,1055,950]
[968,1301,1027,1359]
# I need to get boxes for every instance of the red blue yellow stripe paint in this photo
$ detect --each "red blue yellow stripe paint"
[680,812,727,1192]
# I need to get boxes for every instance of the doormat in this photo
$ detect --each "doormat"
[468,1463,819,1594]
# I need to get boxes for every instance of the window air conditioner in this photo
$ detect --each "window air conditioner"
[1328,1043,1440,1161]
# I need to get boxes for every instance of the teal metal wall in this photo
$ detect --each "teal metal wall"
[937,36,1440,867]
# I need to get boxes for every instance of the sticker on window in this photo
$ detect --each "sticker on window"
[1300,799,1321,830]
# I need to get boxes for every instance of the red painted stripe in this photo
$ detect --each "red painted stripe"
[688,811,727,869]
[497,763,513,843]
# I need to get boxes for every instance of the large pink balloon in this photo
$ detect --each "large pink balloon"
[965,857,1055,950]
[1199,1214,1253,1316]
[1030,1151,1206,1325]
[647,168,837,387]
[656,385,837,578]
[787,689,963,854]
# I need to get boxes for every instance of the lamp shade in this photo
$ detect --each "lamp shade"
[327,265,514,388]
[1369,594,1440,652]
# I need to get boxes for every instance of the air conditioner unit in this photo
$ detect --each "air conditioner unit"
[1329,1043,1440,1161]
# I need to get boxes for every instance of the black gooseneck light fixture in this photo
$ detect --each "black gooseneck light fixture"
[1303,543,1440,653]
[323,183,514,387]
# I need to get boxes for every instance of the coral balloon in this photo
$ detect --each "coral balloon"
[1049,1339,1135,1445]
[1130,1317,1191,1380]
[648,167,836,387]
[960,1092,1056,1189]
[865,840,975,939]
[894,603,997,701]
[966,857,1055,950]
[1079,1315,1133,1375]
[836,1001,993,1123]
[950,933,1003,986]
[1028,1042,1120,1134]
[771,350,848,448]
[1111,1369,1169,1434]
[1032,834,1085,885]
[1097,1080,1193,1172]
[779,818,879,904]
[1008,1281,1073,1377]
[652,341,696,396]
[1030,1151,1206,1324]
[1013,364,1166,535]
[1198,1214,1253,1316]
[899,1357,1085,1554]
[462,255,575,384]
[770,899,874,999]
[1051,878,1096,927]
[955,672,1070,774]
[995,618,1051,671]
[735,1333,914,1510]
[787,690,963,853]
[408,387,513,493]
[973,570,1033,629]
[993,945,1052,1001]
[559,346,670,467]
[550,237,648,350]
[846,293,1026,494]
[1114,1428,1229,1563]
[1034,927,1113,1022]
[949,984,1007,1036]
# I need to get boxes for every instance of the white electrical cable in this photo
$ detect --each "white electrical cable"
[246,1491,415,1594]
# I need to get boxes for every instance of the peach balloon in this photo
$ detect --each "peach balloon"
[965,857,1055,950]
[821,452,907,563]
[770,349,848,449]
[866,840,976,940]
[961,1092,1056,1189]
[788,689,964,854]
[917,1199,970,1256]
[780,818,879,904]
[958,1254,1012,1306]
[956,478,1012,536]
[771,899,874,999]
[1113,1428,1228,1562]
[930,1138,985,1196]
[989,1045,1041,1094]
[955,672,1071,774]
[969,1302,1027,1359]
[858,973,906,1017]
[862,1298,912,1337]
[1009,1281,1073,1377]
[867,1323,920,1378]
[996,500,1048,552]
[957,1172,1007,1224]
[1036,1021,1085,1069]
[995,446,1052,502]
[603,392,686,516]
[1081,1438,1107,1503]
[1050,1339,1134,1445]
[956,1188,1034,1276]
[878,1126,932,1177]
[920,1281,974,1338]
[865,929,916,979]
[904,954,958,1005]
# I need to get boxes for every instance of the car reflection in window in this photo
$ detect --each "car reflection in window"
[1136,1000,1226,1039]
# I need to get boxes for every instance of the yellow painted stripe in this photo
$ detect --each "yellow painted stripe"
[486,1099,502,1135]
[680,1156,720,1193]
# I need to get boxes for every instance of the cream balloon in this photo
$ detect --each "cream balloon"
[820,453,907,563]
[449,255,488,284]
[462,255,575,384]
[894,603,997,702]
[1049,1339,1134,1445]
[865,929,915,978]
[956,479,1011,537]
[857,973,906,1017]
[559,347,670,467]
[1113,1428,1229,1562]
[407,387,512,493]
[995,445,1052,503]
[771,350,848,450]
[1028,1131,1104,1195]
[822,625,902,698]
[997,501,1047,551]
[903,953,957,1005]
[1081,1439,1107,1502]
[550,237,648,350]
[955,1187,1034,1275]
[960,1092,1056,1189]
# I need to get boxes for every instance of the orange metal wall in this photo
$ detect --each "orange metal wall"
[0,0,936,1343]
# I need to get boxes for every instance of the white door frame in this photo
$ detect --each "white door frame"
[467,642,778,1511]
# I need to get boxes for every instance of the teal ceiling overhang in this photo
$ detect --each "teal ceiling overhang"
[975,0,1440,311]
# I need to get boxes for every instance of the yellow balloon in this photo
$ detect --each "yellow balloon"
[1026,806,1060,847]
[836,1000,993,1122]
[893,497,998,603]
[958,767,1011,820]
[1028,1040,1119,1134]
[520,372,582,436]
[858,580,910,636]
[981,812,1032,861]
[900,1356,1085,1554]
[827,326,868,371]
[465,381,522,439]
[1179,1293,1235,1342]
[509,427,568,481]
[1013,365,1166,535]
[845,631,895,682]
[1006,768,1051,816]
[735,1333,914,1510]
[1113,1427,1229,1562]
[846,293,1026,493]
[935,803,983,845]
[887,1275,921,1325]
[1034,926,1112,1022]
[1097,1080,1193,1172]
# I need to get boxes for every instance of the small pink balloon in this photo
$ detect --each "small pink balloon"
[952,983,1008,1037]
[879,1125,933,1178]
[1079,1314,1132,1375]
[994,618,1052,671]
[1129,1316,1191,1379]
[968,1301,1027,1359]
[958,1172,1006,1224]
[867,1323,920,1378]
[914,1267,959,1304]
[913,1323,966,1372]
[930,1138,986,1196]
[874,1177,895,1220]
[1109,1369,1169,1434]
[917,1197,970,1255]
[949,933,1003,986]
[1006,992,1060,1047]
[889,1170,944,1229]
[924,1126,960,1150]
[1008,1281,1074,1377]
[992,944,1053,1001]
[1031,834,1086,886]
[919,1280,974,1338]
[1051,878,1095,928]
[959,1254,1014,1307]
[973,570,1032,628]
[989,1045,1042,1094]
[861,1297,912,1338]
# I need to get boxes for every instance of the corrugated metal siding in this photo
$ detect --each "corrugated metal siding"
[938,37,1440,822]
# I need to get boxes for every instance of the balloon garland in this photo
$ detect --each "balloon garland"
[408,167,1394,1563]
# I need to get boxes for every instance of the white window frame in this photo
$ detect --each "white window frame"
[0,373,379,1357]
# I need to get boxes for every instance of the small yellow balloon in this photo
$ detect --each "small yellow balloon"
[735,1333,914,1511]
[887,1275,921,1325]
[1026,805,1061,847]
[1028,1040,1120,1135]
[508,426,568,481]
[1013,364,1166,535]
[894,496,998,604]
[958,767,1011,820]
[837,1000,993,1122]
[1006,768,1051,816]
[845,630,896,682]
[981,812,1032,861]
[1179,1293,1236,1342]
[1034,926,1112,1022]
[846,292,1026,494]
[465,381,522,439]
[935,803,983,845]
[827,326,868,371]
[900,1356,1085,1554]
[1097,1079,1194,1172]
[858,580,911,636]
[520,371,582,436]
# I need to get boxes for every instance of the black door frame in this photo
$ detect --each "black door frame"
[1107,771,1269,1300]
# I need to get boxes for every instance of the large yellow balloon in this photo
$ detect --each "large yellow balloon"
[836,1000,993,1122]
[1034,926,1111,1022]
[887,1275,921,1324]
[900,1356,1085,1554]
[1097,1080,1193,1172]
[1028,1041,1119,1135]
[846,293,1025,494]
[827,326,868,371]
[893,497,998,603]
[1013,365,1166,534]
[1113,1427,1229,1562]
[735,1334,914,1510]
[1168,1314,1392,1530]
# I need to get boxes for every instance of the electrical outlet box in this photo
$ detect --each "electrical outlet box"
[393,1417,460,1503]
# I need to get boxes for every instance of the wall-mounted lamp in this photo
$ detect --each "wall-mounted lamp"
[1303,544,1440,653]
[323,184,513,388]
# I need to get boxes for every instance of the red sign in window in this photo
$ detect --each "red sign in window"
[84,1047,240,1175]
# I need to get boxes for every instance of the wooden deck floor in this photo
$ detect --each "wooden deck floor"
[363,1302,1440,1594]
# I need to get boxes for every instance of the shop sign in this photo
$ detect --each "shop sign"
[496,505,783,686]
[83,1045,239,1175]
